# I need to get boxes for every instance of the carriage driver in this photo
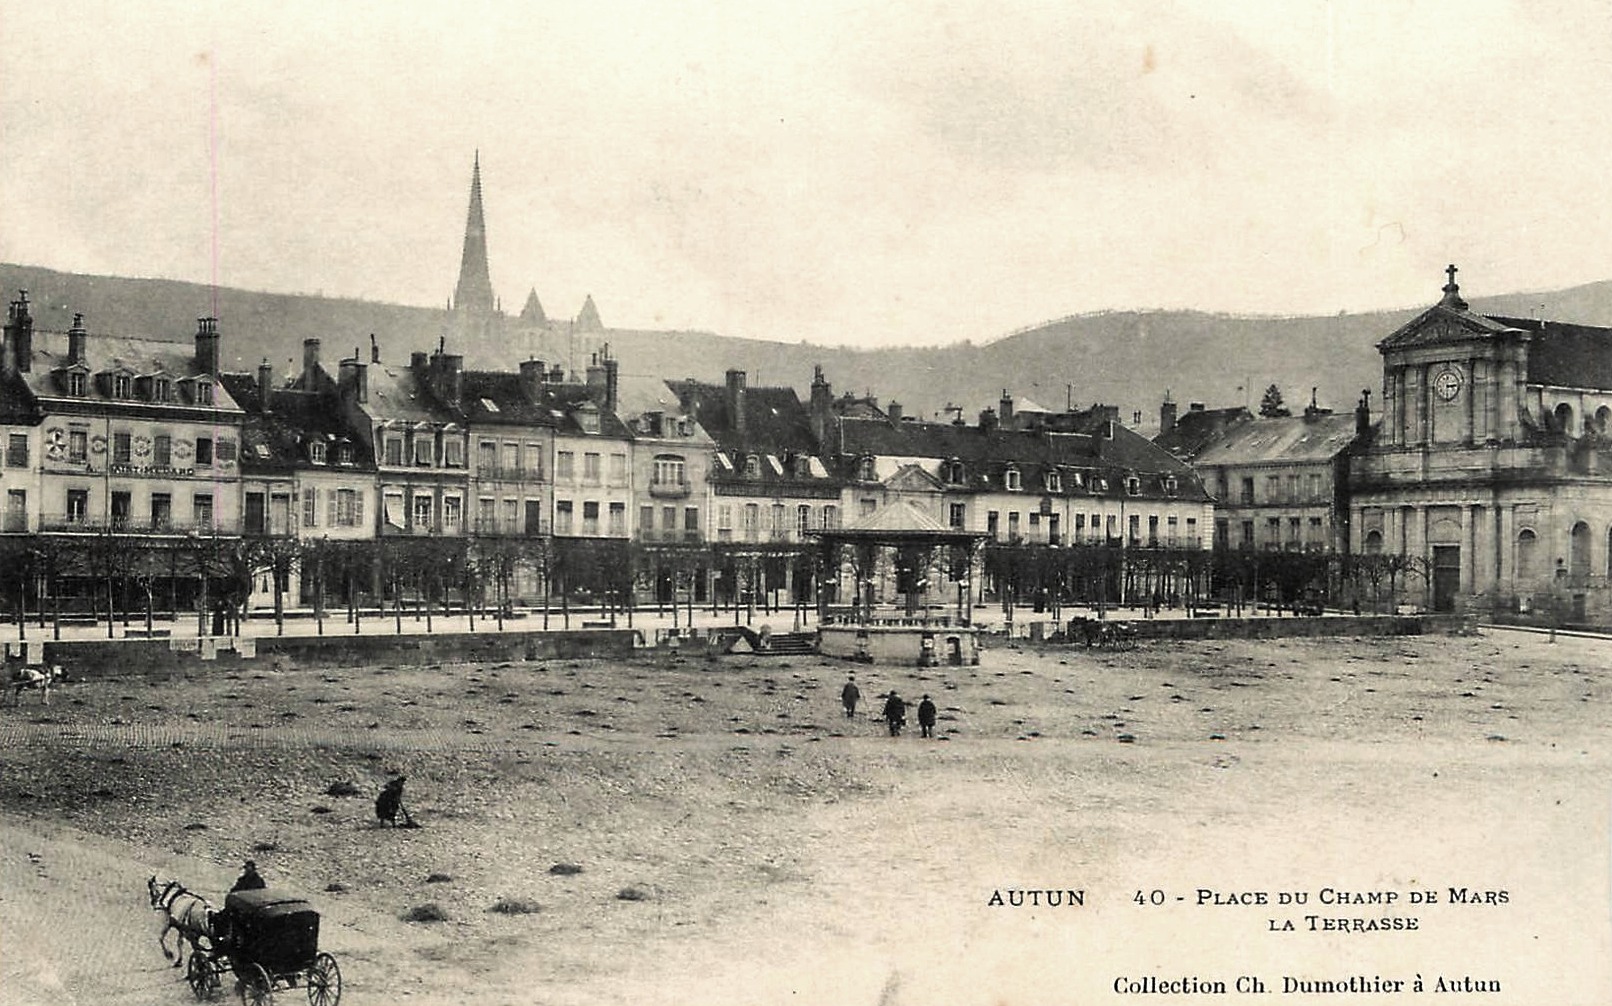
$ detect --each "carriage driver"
[232,860,266,893]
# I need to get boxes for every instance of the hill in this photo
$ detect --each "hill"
[4,263,1611,423]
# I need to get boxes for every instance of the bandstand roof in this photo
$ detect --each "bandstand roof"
[809,498,987,544]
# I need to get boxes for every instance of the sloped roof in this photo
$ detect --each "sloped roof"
[218,373,373,474]
[1489,316,1612,391]
[22,330,242,412]
[671,380,820,455]
[458,370,559,427]
[1191,413,1358,467]
[535,381,632,438]
[0,370,41,424]
[360,362,448,424]
[817,497,985,542]
[1153,406,1253,459]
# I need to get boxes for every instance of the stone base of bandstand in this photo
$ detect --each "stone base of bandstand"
[818,622,982,666]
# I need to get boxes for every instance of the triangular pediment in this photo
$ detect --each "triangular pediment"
[1377,304,1521,351]
[885,463,945,492]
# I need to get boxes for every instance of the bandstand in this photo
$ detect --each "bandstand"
[810,499,988,665]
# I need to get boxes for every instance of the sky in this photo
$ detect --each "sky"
[3,0,1612,349]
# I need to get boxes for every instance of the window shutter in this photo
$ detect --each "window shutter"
[354,491,365,527]
[327,489,338,526]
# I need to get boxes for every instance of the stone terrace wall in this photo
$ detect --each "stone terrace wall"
[36,630,640,680]
[1056,614,1438,643]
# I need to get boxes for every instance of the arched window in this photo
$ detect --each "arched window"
[1594,405,1611,436]
[1045,470,1062,493]
[1516,528,1538,581]
[943,459,964,484]
[1363,529,1383,555]
[1004,467,1022,491]
[1570,521,1592,577]
[1553,402,1575,436]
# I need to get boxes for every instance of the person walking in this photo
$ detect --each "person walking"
[882,691,907,737]
[917,694,937,738]
[841,676,861,718]
[231,860,266,892]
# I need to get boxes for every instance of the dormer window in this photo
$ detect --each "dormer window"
[66,372,86,397]
[113,374,131,398]
[858,456,877,481]
[943,459,964,484]
[745,454,761,478]
[1005,467,1022,491]
[310,442,327,464]
[337,443,353,465]
[794,455,811,477]
[1126,476,1141,496]
[1045,471,1062,493]
[153,378,171,403]
[196,380,214,406]
[1164,476,1178,497]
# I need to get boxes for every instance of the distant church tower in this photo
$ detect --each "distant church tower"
[452,153,497,316]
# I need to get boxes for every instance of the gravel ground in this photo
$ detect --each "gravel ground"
[1,631,1608,1005]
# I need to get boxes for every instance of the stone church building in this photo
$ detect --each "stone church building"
[1349,267,1612,622]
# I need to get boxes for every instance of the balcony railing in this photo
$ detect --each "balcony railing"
[638,528,704,544]
[648,478,691,499]
[35,513,241,535]
[475,466,544,483]
[472,517,547,537]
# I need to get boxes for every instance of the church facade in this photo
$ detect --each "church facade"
[1348,268,1612,622]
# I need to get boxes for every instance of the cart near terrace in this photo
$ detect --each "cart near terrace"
[185,889,341,1005]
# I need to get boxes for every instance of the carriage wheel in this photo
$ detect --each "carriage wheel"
[187,953,220,1001]
[306,953,342,1006]
[239,963,274,1006]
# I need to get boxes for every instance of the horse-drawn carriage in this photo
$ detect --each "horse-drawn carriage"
[177,887,342,1005]
[1065,616,1139,650]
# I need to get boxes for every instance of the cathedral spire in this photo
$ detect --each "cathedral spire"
[453,152,496,315]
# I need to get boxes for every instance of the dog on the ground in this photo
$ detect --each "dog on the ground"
[8,665,61,706]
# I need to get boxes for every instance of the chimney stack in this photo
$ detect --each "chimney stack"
[411,350,428,372]
[1356,389,1372,438]
[68,313,87,366]
[339,356,368,404]
[195,317,220,376]
[549,363,564,383]
[1159,394,1177,434]
[809,364,833,447]
[979,407,998,434]
[442,353,464,407]
[603,354,619,414]
[302,338,321,390]
[999,390,1014,427]
[369,333,380,364]
[887,400,903,423]
[257,359,273,410]
[726,368,748,438]
[520,360,545,399]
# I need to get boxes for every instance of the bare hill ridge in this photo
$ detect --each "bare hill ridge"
[4,263,1610,420]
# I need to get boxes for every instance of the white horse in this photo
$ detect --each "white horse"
[147,875,218,969]
[7,665,61,706]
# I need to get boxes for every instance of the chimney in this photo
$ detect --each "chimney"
[1189,402,1206,412]
[257,359,273,411]
[999,389,1014,426]
[520,359,545,399]
[195,317,220,376]
[369,333,380,364]
[4,291,31,373]
[68,313,87,365]
[1159,394,1178,434]
[339,357,368,404]
[887,400,903,423]
[302,338,321,390]
[549,363,564,383]
[979,407,998,434]
[442,353,464,407]
[411,350,428,372]
[1356,389,1372,438]
[809,364,833,446]
[726,368,748,437]
[603,354,619,414]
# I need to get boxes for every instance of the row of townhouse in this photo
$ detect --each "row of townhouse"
[0,289,1212,614]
